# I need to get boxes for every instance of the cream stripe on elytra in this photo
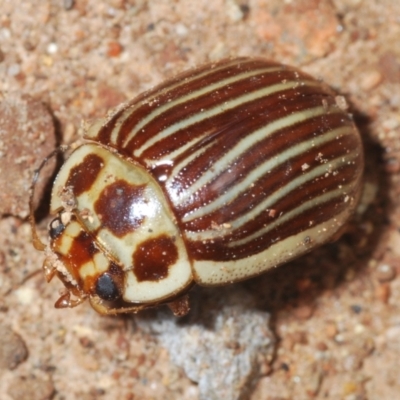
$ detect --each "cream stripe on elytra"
[148,125,228,168]
[133,79,321,158]
[181,124,354,222]
[120,66,283,149]
[162,139,217,191]
[184,151,359,242]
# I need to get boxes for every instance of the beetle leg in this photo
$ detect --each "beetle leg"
[166,294,190,317]
[42,257,57,282]
[55,291,87,309]
[88,295,191,316]
[89,296,147,315]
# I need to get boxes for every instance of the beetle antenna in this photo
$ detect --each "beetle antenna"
[29,145,69,251]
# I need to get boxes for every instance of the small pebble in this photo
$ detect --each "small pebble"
[293,304,314,320]
[107,41,123,57]
[0,94,56,217]
[350,304,362,314]
[0,326,28,370]
[334,333,346,344]
[342,380,358,396]
[1,27,11,39]
[63,0,74,10]
[7,64,21,76]
[14,287,36,305]
[335,95,349,111]
[226,0,245,22]
[375,264,396,282]
[47,42,58,54]
[23,41,35,51]
[291,331,308,346]
[375,283,391,303]
[384,157,400,174]
[325,323,338,339]
[175,23,188,36]
[359,70,382,91]
[7,374,55,400]
[379,52,400,83]
[316,341,328,352]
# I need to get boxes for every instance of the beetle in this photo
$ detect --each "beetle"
[30,57,364,316]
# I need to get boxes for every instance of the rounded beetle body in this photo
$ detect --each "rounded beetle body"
[41,57,364,315]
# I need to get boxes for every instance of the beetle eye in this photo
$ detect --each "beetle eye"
[95,273,120,301]
[49,218,65,239]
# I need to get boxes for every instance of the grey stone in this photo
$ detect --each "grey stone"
[138,285,275,400]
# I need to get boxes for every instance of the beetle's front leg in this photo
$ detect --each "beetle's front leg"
[42,255,57,282]
[88,296,147,315]
[55,291,87,309]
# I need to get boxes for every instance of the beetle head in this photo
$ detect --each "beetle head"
[44,143,193,314]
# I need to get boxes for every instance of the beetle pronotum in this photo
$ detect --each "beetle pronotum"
[31,57,364,316]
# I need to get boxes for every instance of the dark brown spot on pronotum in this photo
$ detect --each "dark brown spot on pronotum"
[65,153,104,196]
[94,180,147,237]
[133,235,178,282]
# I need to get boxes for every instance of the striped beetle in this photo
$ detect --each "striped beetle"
[31,57,364,316]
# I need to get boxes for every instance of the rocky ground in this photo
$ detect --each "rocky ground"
[1,1,400,399]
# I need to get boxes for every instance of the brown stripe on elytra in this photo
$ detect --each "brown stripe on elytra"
[94,180,146,237]
[186,193,353,262]
[96,111,124,146]
[181,133,361,232]
[65,153,104,196]
[164,92,342,205]
[123,69,331,156]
